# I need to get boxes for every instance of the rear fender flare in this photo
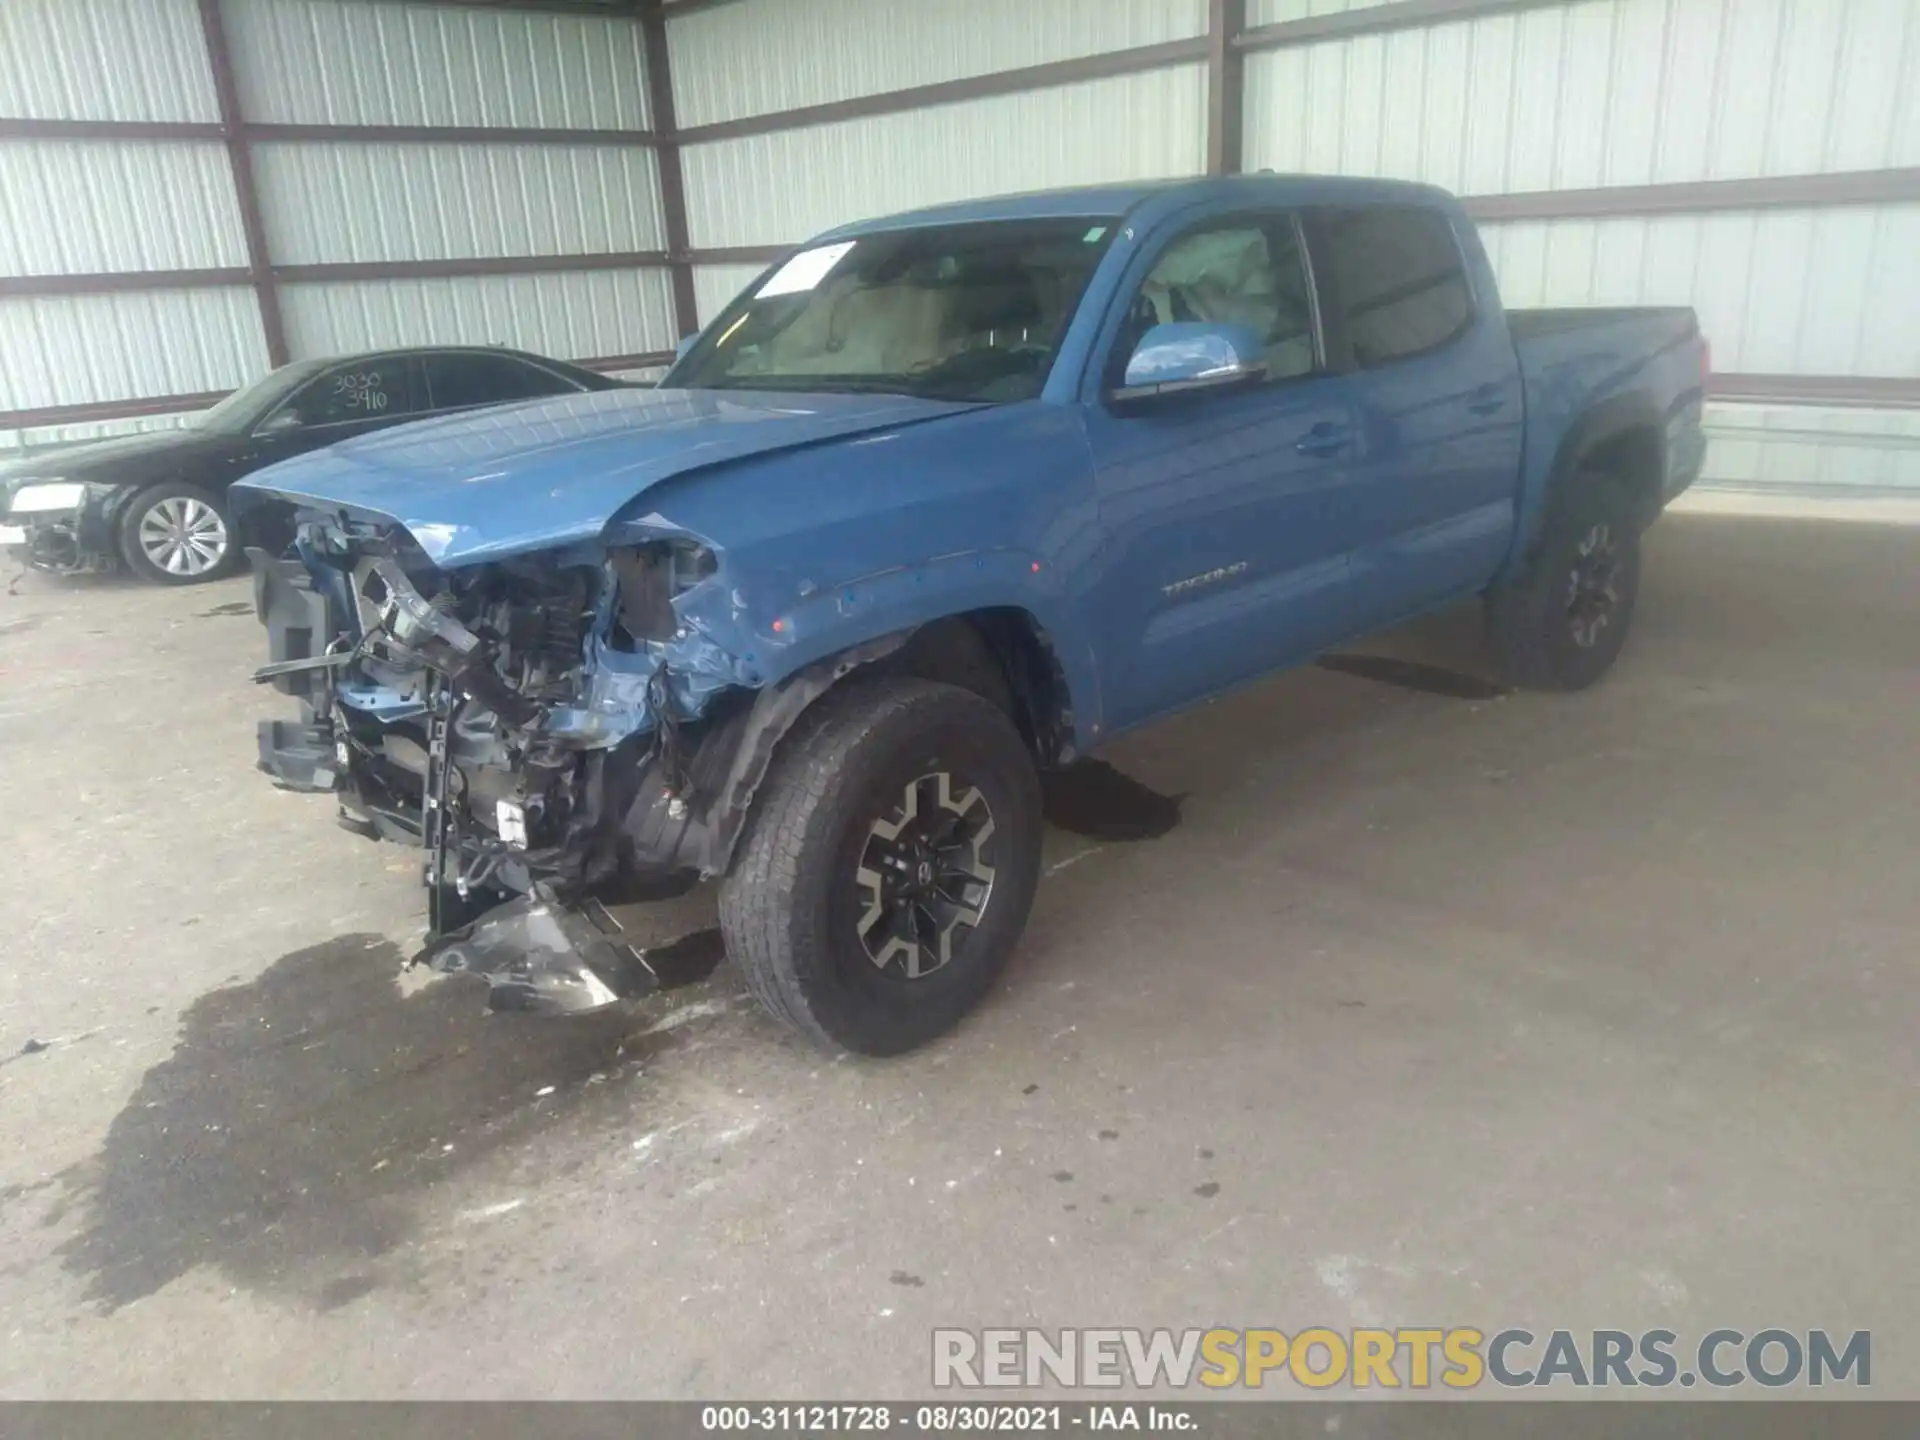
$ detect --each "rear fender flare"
[1504,390,1666,580]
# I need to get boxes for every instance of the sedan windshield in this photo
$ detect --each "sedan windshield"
[194,360,326,433]
[668,218,1118,403]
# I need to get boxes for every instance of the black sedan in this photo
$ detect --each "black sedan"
[0,346,631,585]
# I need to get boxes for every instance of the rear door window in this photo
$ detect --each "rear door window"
[424,353,578,411]
[1308,206,1474,368]
[273,358,424,430]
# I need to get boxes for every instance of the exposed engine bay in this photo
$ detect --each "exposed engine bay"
[249,512,828,1013]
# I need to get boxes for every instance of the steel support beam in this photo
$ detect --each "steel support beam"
[1708,375,1920,410]
[576,350,678,373]
[1,118,655,147]
[4,253,679,298]
[0,392,236,431]
[0,268,253,299]
[1207,0,1247,176]
[0,118,224,142]
[1462,168,1920,222]
[1236,0,1568,53]
[685,245,788,267]
[248,122,656,146]
[273,252,671,283]
[639,1,701,339]
[197,0,290,368]
[673,38,1209,146]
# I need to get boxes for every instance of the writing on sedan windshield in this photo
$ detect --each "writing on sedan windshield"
[670,218,1117,403]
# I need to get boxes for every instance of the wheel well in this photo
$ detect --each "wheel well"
[895,609,1076,766]
[1580,424,1664,528]
[637,611,1080,881]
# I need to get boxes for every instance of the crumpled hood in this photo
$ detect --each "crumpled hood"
[230,385,980,566]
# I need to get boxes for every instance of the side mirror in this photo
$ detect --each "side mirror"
[255,409,302,436]
[1110,322,1266,404]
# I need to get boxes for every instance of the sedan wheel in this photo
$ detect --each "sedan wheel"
[119,484,240,585]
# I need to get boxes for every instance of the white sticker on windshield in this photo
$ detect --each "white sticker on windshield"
[755,241,857,298]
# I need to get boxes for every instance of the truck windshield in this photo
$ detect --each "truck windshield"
[667,218,1118,403]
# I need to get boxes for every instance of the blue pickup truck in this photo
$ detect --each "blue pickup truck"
[237,174,1707,1054]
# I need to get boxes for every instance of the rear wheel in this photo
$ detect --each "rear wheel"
[118,483,240,585]
[719,677,1043,1056]
[1487,471,1641,690]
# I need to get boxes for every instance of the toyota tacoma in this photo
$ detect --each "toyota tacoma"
[235,175,1708,1055]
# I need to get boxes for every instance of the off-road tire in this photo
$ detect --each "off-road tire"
[719,677,1043,1056]
[1486,470,1641,691]
[117,482,242,585]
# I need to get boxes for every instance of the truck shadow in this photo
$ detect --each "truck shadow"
[54,932,695,1313]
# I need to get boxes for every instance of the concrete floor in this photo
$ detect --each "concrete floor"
[0,512,1914,1398]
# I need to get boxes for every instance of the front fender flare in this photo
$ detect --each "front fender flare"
[749,547,1102,742]
[622,630,915,880]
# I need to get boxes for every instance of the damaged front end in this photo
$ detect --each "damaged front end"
[250,513,781,1014]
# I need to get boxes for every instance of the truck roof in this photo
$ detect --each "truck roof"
[818,173,1455,242]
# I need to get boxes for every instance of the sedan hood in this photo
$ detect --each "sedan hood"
[231,386,980,566]
[1,427,233,486]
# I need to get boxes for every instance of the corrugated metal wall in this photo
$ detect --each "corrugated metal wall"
[1244,0,1919,188]
[1703,405,1920,495]
[0,140,248,275]
[681,69,1208,255]
[670,0,1210,324]
[0,288,268,416]
[278,270,677,366]
[6,0,1916,496]
[0,0,218,122]
[224,0,652,129]
[2,0,669,452]
[1248,0,1393,21]
[1238,0,1920,492]
[1481,207,1919,378]
[670,0,1918,496]
[668,0,1206,127]
[233,0,671,377]
[0,1,260,441]
[251,143,666,265]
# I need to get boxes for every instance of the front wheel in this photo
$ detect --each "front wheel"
[720,677,1043,1056]
[1486,472,1642,690]
[118,483,240,585]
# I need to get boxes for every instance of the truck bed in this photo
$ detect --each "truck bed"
[1505,305,1709,547]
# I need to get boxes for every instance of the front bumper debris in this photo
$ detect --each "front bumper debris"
[2,507,111,575]
[245,523,825,1017]
[416,891,721,1015]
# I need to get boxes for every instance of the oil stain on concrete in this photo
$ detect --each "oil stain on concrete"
[1315,653,1507,700]
[1040,760,1183,841]
[55,933,674,1312]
